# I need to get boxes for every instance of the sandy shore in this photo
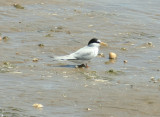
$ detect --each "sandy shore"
[0,0,160,117]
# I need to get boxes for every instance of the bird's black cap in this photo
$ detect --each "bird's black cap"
[88,38,100,45]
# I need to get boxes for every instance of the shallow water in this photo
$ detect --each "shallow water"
[0,0,160,117]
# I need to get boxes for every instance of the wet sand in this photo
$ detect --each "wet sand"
[0,0,160,117]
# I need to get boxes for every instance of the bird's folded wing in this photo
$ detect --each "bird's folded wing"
[71,47,95,60]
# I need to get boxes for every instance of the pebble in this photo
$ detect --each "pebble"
[86,108,91,111]
[2,36,10,41]
[32,103,43,109]
[38,44,44,47]
[147,42,152,46]
[121,47,127,51]
[32,58,39,62]
[109,52,117,59]
[124,60,128,63]
[13,4,24,9]
[98,53,105,57]
[150,77,155,81]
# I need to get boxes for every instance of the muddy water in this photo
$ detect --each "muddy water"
[0,0,160,117]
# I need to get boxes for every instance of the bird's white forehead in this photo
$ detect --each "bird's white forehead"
[97,40,101,43]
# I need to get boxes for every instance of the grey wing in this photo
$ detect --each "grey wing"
[71,46,94,60]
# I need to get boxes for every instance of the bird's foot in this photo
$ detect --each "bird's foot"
[75,64,89,68]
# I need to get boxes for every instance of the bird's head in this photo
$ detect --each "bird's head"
[88,38,107,47]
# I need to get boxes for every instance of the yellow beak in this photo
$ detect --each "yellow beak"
[100,42,107,46]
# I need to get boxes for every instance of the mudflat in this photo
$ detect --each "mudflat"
[0,0,160,117]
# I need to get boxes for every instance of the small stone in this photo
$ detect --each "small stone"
[121,47,127,51]
[16,52,20,55]
[150,77,155,81]
[147,42,152,46]
[124,60,128,63]
[98,53,105,57]
[2,36,10,41]
[86,108,91,111]
[3,62,10,65]
[130,85,134,88]
[88,25,93,27]
[56,26,63,30]
[13,4,24,9]
[32,103,43,108]
[109,52,117,59]
[108,69,114,73]
[32,58,39,62]
[153,81,158,83]
[84,84,88,87]
[38,44,44,47]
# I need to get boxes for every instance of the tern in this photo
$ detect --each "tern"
[53,38,106,67]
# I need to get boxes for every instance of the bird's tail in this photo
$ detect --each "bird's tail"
[53,54,75,61]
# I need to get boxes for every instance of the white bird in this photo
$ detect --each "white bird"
[53,38,106,67]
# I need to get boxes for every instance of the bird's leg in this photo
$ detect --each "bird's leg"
[85,63,89,68]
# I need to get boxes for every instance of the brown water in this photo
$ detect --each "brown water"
[0,0,160,117]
